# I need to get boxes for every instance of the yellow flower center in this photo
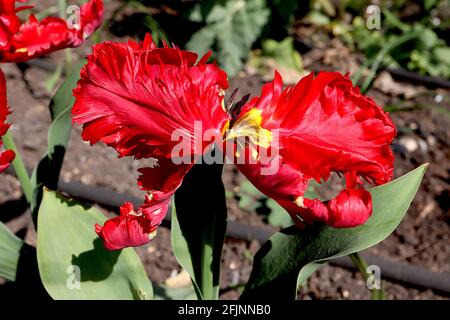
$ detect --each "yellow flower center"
[224,108,272,160]
[15,48,28,53]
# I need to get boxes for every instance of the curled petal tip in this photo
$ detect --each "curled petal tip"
[94,223,103,235]
[95,213,153,251]
[119,202,135,215]
[326,189,373,228]
[0,150,15,173]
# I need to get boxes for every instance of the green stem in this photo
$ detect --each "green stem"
[64,50,73,75]
[349,253,384,300]
[2,131,33,203]
[200,233,213,299]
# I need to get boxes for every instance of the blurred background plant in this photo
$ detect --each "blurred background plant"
[113,0,450,79]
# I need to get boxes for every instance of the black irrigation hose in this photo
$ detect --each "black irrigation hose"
[25,60,450,89]
[386,68,450,89]
[57,179,273,240]
[55,179,450,295]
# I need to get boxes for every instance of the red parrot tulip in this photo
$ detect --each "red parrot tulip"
[73,34,229,249]
[73,34,395,250]
[0,68,15,173]
[0,0,103,62]
[230,71,395,228]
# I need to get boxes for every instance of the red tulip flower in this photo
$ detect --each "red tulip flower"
[0,0,103,63]
[0,68,15,173]
[229,71,395,228]
[72,34,229,250]
[73,35,395,250]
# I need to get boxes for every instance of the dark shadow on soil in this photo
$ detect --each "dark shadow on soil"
[0,197,28,223]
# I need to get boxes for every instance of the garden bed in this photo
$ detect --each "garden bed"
[1,50,449,299]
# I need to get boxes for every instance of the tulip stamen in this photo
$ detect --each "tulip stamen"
[294,196,306,208]
[224,108,272,160]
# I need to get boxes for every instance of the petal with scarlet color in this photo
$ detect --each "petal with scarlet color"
[72,34,228,159]
[257,71,395,185]
[79,0,104,40]
[0,0,103,62]
[73,35,228,250]
[231,71,395,228]
[326,188,372,227]
[0,68,14,173]
[137,158,194,230]
[0,149,15,173]
[96,158,193,250]
[95,202,154,250]
[10,15,75,56]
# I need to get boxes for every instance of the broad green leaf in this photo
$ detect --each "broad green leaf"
[31,60,85,218]
[48,59,85,122]
[266,199,292,228]
[0,221,23,281]
[186,0,269,76]
[185,26,216,59]
[153,283,197,300]
[172,164,227,300]
[241,164,427,300]
[37,189,153,300]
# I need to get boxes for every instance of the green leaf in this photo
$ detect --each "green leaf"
[267,199,292,228]
[171,163,227,300]
[0,221,24,281]
[31,60,85,219]
[433,47,450,65]
[306,11,331,26]
[186,0,269,76]
[185,26,217,58]
[153,283,197,300]
[44,62,64,93]
[37,189,153,300]
[261,38,303,72]
[241,164,428,300]
[48,60,85,121]
[424,0,438,11]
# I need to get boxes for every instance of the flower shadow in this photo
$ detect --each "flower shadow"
[71,238,121,282]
